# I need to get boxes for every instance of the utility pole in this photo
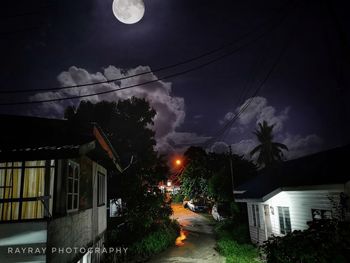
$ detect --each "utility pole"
[228,146,235,199]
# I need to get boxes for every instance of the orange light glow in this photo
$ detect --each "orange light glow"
[175,229,187,246]
[175,159,182,166]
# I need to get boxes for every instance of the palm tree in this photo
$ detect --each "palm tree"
[250,120,288,167]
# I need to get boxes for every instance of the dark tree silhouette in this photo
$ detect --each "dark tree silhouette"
[64,98,171,239]
[250,120,288,167]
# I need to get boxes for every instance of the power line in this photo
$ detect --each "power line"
[0,0,295,94]
[0,3,296,106]
[203,7,299,149]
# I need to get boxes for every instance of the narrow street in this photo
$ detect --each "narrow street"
[148,204,225,263]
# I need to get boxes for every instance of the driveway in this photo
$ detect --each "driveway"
[148,204,225,263]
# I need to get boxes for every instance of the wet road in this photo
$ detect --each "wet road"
[149,204,225,263]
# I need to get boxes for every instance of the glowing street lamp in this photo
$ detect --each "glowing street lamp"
[175,159,182,166]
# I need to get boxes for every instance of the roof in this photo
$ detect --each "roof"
[0,115,121,171]
[235,145,350,201]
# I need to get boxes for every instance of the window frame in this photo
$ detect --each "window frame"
[278,206,291,234]
[0,160,54,221]
[311,208,332,221]
[251,204,261,228]
[97,172,106,206]
[66,160,80,213]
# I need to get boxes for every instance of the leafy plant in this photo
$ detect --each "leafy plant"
[130,220,180,258]
[262,219,350,263]
[214,219,260,263]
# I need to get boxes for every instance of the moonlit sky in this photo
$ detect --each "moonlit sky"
[1,0,350,158]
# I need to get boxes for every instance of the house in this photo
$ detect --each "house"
[234,145,350,245]
[0,115,122,263]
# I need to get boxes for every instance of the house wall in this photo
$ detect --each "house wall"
[47,209,93,263]
[0,157,108,263]
[246,187,344,244]
[246,203,266,245]
[47,158,107,263]
[345,181,350,220]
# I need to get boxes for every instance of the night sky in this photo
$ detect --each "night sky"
[1,0,350,158]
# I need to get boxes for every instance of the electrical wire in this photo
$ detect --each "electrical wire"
[0,0,295,94]
[0,2,296,106]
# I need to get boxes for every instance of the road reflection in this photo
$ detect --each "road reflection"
[175,229,187,246]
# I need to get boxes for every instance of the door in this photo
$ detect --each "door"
[264,205,273,237]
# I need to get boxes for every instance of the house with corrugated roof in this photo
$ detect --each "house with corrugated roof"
[0,115,122,263]
[234,145,350,244]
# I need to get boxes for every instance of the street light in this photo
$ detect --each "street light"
[175,159,182,166]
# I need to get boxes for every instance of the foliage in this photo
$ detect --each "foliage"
[65,98,170,238]
[106,220,180,262]
[180,146,256,202]
[171,193,184,203]
[214,219,260,263]
[262,219,350,263]
[180,163,209,199]
[250,120,288,167]
[208,168,233,202]
[207,153,256,202]
[129,220,180,258]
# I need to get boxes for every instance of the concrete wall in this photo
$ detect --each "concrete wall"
[47,209,93,263]
[47,160,107,263]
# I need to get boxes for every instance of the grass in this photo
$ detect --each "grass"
[214,220,261,263]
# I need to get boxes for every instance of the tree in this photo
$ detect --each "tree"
[65,98,171,240]
[180,147,256,201]
[250,120,288,167]
[207,153,256,201]
[180,147,210,199]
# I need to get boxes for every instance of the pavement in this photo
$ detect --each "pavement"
[148,204,225,263]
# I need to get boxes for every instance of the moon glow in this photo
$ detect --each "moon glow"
[112,0,145,24]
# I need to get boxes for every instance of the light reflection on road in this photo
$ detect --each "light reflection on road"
[175,229,187,246]
[149,204,224,262]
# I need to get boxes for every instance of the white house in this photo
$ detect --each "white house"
[0,115,122,263]
[235,145,350,245]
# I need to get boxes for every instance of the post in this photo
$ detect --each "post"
[228,146,234,199]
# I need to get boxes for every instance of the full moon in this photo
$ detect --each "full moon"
[112,0,145,24]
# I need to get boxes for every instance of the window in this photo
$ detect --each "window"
[98,172,106,206]
[0,160,55,221]
[278,206,291,234]
[311,209,332,220]
[67,161,80,212]
[251,204,260,227]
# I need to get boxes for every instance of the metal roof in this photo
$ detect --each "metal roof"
[235,144,350,201]
[0,114,120,166]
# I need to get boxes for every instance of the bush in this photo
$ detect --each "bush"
[214,220,251,244]
[217,238,260,263]
[130,220,180,258]
[262,219,350,263]
[214,219,260,263]
[171,193,184,203]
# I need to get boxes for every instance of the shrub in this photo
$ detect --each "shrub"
[217,238,260,263]
[262,219,350,263]
[171,193,184,203]
[130,220,180,258]
[214,219,260,263]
